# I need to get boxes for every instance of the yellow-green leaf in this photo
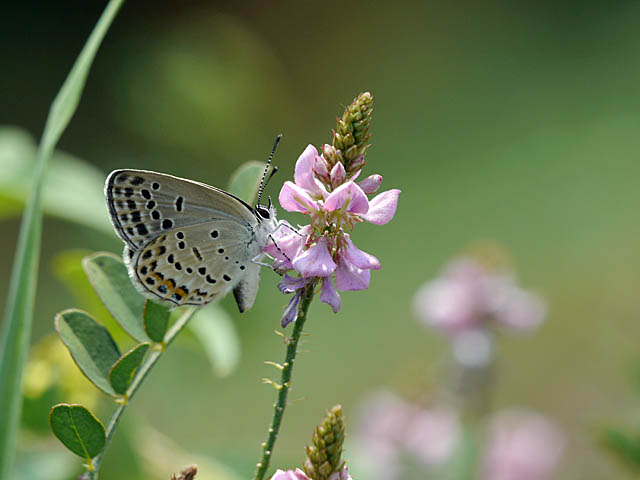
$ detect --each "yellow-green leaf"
[143,301,171,343]
[49,403,105,459]
[83,252,149,342]
[54,309,121,396]
[108,343,150,395]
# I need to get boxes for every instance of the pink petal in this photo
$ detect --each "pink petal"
[294,144,325,196]
[488,279,546,332]
[324,181,369,214]
[263,224,307,265]
[279,181,319,213]
[321,277,341,313]
[335,256,370,291]
[292,236,336,278]
[361,189,400,225]
[271,469,310,480]
[358,174,383,194]
[343,235,381,270]
[330,161,346,187]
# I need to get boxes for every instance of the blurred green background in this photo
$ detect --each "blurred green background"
[2,1,640,478]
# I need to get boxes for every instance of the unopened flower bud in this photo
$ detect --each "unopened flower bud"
[343,144,360,164]
[358,174,383,194]
[322,144,342,169]
[347,155,366,177]
[330,162,346,187]
[303,405,346,480]
[314,156,331,183]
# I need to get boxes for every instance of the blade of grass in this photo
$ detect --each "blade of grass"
[0,1,125,477]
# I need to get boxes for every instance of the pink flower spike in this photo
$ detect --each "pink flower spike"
[321,277,341,313]
[292,236,336,278]
[335,256,370,291]
[330,161,346,187]
[358,174,383,194]
[294,144,324,196]
[343,235,381,270]
[271,469,309,480]
[361,189,400,225]
[279,181,319,213]
[324,181,369,214]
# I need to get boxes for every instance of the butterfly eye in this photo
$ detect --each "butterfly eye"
[256,206,270,220]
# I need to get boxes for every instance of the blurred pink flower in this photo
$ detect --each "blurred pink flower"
[402,406,461,468]
[270,144,400,326]
[482,409,565,480]
[353,390,460,479]
[271,468,309,480]
[413,258,546,336]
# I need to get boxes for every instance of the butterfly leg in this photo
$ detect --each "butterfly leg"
[268,234,292,263]
[275,221,303,237]
[250,252,284,276]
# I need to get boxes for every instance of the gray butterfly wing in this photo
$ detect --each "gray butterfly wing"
[105,169,264,310]
[128,220,261,308]
[232,262,261,313]
[105,169,257,249]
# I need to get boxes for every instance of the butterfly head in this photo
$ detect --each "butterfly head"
[255,199,278,226]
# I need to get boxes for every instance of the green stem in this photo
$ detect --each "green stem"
[0,1,125,477]
[253,283,316,480]
[88,307,197,479]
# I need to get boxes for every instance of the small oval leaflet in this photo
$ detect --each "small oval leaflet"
[49,403,106,459]
[144,300,171,343]
[83,252,149,342]
[55,309,121,396]
[109,343,151,395]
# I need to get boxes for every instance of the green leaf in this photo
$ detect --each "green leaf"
[188,303,240,377]
[49,404,105,459]
[83,252,149,342]
[0,128,112,233]
[227,161,266,204]
[144,301,171,343]
[109,343,150,395]
[55,309,121,396]
[0,0,124,474]
[601,428,640,472]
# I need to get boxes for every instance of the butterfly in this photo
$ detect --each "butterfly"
[104,137,282,312]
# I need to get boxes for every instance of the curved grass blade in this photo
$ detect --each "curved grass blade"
[0,1,125,476]
[227,161,266,204]
[143,301,171,343]
[49,404,106,460]
[55,309,121,397]
[109,343,150,395]
[83,252,150,342]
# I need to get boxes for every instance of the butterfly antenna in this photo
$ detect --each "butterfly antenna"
[257,134,282,205]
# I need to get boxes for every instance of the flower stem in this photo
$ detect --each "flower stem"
[253,283,316,480]
[87,307,198,480]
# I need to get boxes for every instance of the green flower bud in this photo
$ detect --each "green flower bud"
[332,92,373,172]
[303,405,345,480]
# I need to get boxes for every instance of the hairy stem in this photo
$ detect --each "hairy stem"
[253,283,316,480]
[88,307,197,479]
